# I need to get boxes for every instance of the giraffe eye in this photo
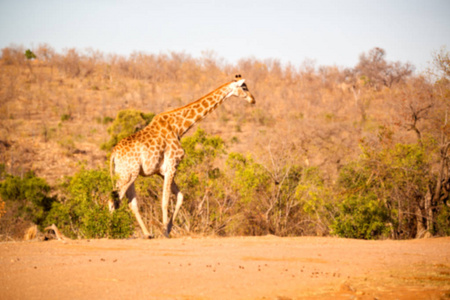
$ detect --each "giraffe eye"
[241,83,248,91]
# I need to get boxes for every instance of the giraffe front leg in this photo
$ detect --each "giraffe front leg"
[166,180,184,236]
[162,171,176,238]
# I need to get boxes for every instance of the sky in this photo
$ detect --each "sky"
[0,0,449,72]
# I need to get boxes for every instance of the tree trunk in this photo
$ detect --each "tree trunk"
[415,206,427,238]
[434,142,450,207]
[424,187,433,231]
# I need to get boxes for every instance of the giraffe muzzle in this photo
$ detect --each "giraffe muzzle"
[247,94,256,105]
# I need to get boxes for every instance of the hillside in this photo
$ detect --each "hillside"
[0,45,449,240]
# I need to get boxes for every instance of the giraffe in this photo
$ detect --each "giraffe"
[110,75,255,238]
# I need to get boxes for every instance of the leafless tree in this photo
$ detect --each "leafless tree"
[355,47,413,90]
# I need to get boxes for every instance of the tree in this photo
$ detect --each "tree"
[394,76,434,144]
[24,49,36,60]
[24,49,37,80]
[427,47,450,235]
[355,47,413,89]
[333,141,432,239]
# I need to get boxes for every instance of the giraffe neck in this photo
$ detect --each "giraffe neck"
[165,82,233,137]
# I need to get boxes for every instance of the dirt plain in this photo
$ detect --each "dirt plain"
[1,236,449,300]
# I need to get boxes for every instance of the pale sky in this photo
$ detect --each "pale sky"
[0,0,449,72]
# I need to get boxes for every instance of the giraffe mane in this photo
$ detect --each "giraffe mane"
[160,81,234,115]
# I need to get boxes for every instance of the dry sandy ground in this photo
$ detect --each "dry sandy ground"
[1,236,449,300]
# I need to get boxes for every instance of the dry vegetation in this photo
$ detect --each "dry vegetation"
[0,44,449,240]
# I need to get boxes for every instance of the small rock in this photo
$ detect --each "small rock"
[339,282,355,292]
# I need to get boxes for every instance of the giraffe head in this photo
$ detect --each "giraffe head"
[228,74,256,104]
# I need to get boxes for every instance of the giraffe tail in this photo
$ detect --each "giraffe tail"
[109,150,117,189]
[109,151,120,203]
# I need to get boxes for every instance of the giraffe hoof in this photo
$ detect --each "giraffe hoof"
[163,231,170,238]
[145,234,154,239]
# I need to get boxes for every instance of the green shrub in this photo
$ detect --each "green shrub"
[46,168,134,238]
[332,142,432,239]
[180,128,225,169]
[101,109,155,151]
[102,116,114,124]
[0,171,55,228]
[331,194,391,239]
[60,113,71,121]
[295,166,334,235]
[226,152,272,205]
[225,152,274,235]
[222,153,333,236]
[24,49,36,60]
[435,203,450,236]
[0,163,6,179]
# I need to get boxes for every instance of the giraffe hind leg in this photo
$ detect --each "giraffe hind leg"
[161,170,177,237]
[165,180,184,237]
[126,183,153,239]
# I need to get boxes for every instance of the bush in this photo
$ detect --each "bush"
[224,154,333,236]
[331,194,391,239]
[332,142,432,239]
[60,113,71,121]
[180,128,225,169]
[46,168,134,238]
[435,203,450,236]
[295,166,334,236]
[102,116,114,124]
[226,152,272,205]
[24,49,37,60]
[0,163,5,179]
[0,171,55,228]
[101,109,155,151]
